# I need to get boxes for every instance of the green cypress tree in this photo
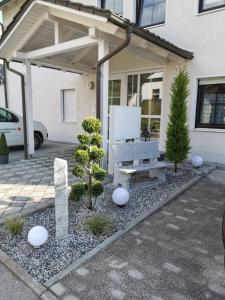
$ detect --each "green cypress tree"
[166,68,191,173]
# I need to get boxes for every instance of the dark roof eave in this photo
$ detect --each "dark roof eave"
[0,0,12,7]
[0,0,194,60]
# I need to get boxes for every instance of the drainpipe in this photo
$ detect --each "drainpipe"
[5,60,28,159]
[0,22,8,108]
[96,25,133,119]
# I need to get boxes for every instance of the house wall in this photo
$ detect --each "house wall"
[0,63,95,143]
[148,0,225,163]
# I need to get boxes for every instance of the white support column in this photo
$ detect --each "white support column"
[24,60,34,157]
[123,0,136,22]
[98,39,109,163]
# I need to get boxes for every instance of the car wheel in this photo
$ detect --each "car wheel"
[34,133,42,150]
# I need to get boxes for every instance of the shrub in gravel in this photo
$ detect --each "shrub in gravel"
[84,215,111,237]
[73,117,106,210]
[70,183,86,201]
[166,68,191,173]
[5,217,25,235]
[0,133,9,156]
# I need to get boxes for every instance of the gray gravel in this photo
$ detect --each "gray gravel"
[0,168,195,283]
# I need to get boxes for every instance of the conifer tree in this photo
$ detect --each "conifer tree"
[166,68,191,173]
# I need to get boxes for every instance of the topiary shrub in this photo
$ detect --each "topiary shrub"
[84,215,111,236]
[5,217,25,235]
[70,183,86,202]
[72,117,106,210]
[0,133,9,156]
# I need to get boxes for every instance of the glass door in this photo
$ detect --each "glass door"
[127,71,163,140]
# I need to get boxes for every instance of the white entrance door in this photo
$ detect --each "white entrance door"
[126,71,163,140]
[0,108,22,146]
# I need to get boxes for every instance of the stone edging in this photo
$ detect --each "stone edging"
[0,199,55,225]
[45,165,216,288]
[0,248,46,296]
[0,165,216,298]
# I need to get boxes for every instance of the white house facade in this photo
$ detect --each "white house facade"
[0,0,224,164]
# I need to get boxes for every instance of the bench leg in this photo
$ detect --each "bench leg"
[149,168,166,183]
[113,170,131,189]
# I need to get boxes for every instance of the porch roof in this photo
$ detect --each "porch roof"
[0,0,193,63]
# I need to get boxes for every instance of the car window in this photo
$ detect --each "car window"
[0,109,18,123]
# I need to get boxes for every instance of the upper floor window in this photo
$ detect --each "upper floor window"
[199,0,225,12]
[196,78,225,129]
[138,0,166,27]
[101,0,123,16]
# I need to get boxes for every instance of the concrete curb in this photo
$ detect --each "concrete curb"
[0,198,55,225]
[0,248,46,296]
[45,165,216,288]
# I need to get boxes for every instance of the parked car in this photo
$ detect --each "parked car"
[0,106,48,149]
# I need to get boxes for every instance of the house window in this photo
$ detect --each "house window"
[199,0,225,12]
[108,79,121,111]
[61,89,77,123]
[127,72,163,139]
[101,0,123,16]
[196,79,225,128]
[138,0,166,27]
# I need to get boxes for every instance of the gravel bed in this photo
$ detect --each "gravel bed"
[0,168,195,283]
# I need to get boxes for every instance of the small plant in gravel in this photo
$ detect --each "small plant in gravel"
[166,68,191,173]
[71,117,106,210]
[84,215,111,237]
[0,133,9,156]
[5,217,25,235]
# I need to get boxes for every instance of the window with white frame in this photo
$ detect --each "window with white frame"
[199,0,225,12]
[196,78,225,128]
[101,0,123,16]
[61,89,77,123]
[137,0,166,27]
[127,72,163,139]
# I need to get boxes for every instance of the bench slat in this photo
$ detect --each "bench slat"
[119,162,173,174]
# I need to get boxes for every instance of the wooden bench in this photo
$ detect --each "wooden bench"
[111,141,172,189]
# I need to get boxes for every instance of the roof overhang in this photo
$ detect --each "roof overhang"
[0,0,12,7]
[0,0,194,74]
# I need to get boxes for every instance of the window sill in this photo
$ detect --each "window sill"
[143,22,166,30]
[61,121,77,124]
[192,128,225,133]
[196,6,225,16]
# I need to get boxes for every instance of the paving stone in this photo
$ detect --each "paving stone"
[166,223,180,230]
[76,267,89,277]
[163,263,182,273]
[0,149,74,222]
[175,215,188,221]
[128,269,144,280]
[50,282,66,296]
[63,295,80,300]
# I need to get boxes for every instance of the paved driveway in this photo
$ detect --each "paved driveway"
[49,169,225,300]
[0,142,76,220]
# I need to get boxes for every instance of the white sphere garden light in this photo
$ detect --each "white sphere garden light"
[112,187,129,207]
[191,155,204,168]
[28,226,48,248]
